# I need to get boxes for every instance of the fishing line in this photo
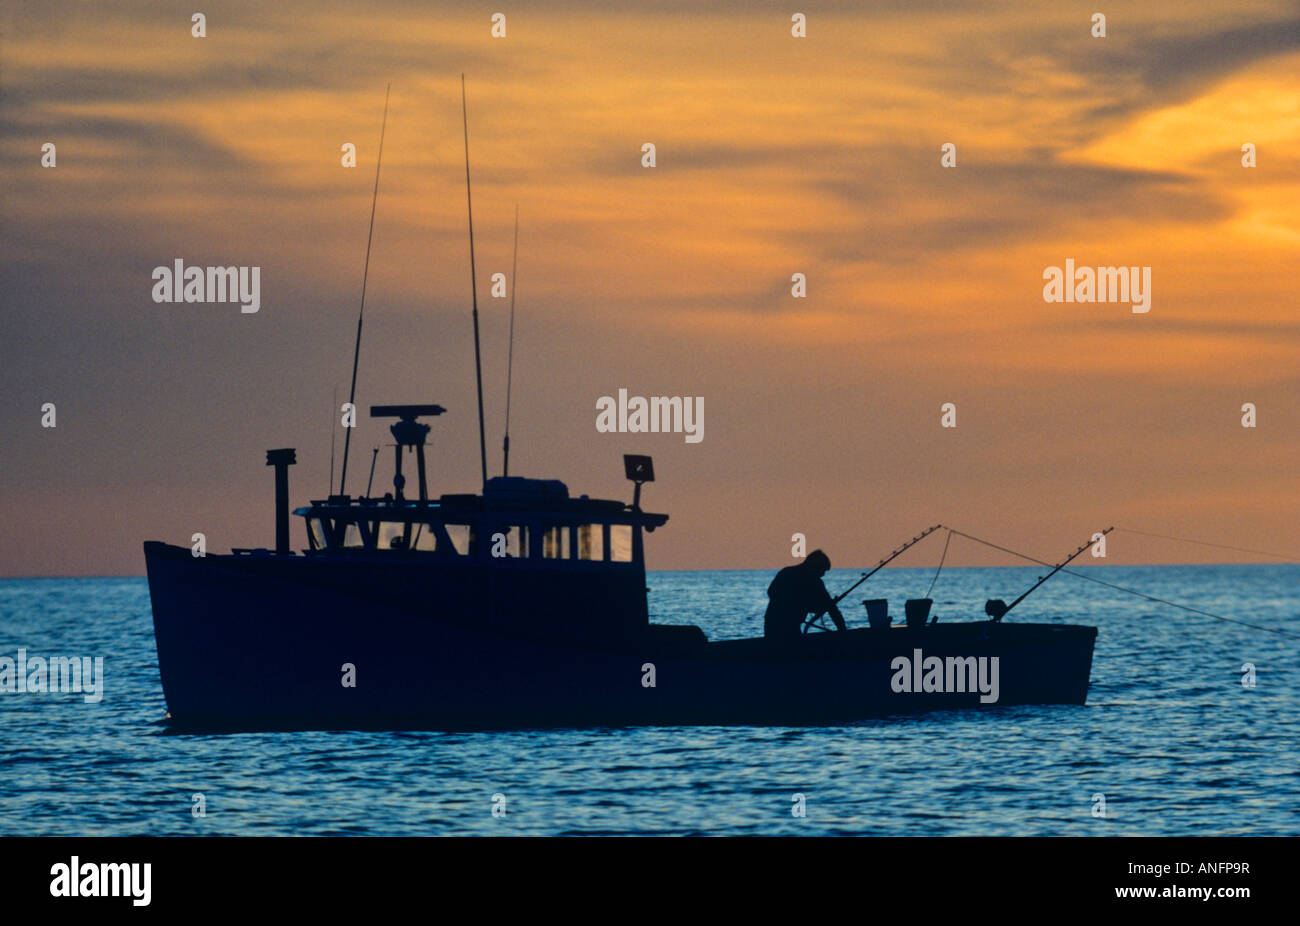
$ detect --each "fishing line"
[925,529,952,598]
[944,526,1300,640]
[1114,527,1296,562]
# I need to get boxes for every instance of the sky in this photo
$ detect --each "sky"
[1,0,1297,575]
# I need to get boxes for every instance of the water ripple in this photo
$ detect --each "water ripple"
[1,567,1297,835]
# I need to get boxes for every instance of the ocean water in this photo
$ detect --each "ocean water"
[0,564,1296,836]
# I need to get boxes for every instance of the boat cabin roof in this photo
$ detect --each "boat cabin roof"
[290,476,667,559]
[294,476,666,525]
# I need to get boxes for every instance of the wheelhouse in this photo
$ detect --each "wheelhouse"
[293,475,667,567]
[262,405,666,574]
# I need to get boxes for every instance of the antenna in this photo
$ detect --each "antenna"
[339,82,391,496]
[503,204,519,476]
[365,446,380,497]
[461,74,489,491]
[328,385,338,494]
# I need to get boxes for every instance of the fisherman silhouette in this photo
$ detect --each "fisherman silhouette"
[764,549,847,641]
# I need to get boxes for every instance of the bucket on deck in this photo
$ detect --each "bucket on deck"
[862,598,890,629]
[905,598,933,629]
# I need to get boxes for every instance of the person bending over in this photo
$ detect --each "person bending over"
[763,549,846,641]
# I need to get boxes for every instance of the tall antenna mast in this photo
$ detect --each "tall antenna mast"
[503,204,519,476]
[328,385,338,494]
[339,82,391,496]
[461,74,489,491]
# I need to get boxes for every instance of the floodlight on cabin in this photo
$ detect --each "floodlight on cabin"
[624,454,654,511]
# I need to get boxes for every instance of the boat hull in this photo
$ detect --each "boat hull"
[144,542,1097,731]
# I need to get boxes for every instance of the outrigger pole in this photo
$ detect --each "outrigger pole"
[986,526,1114,621]
[461,75,489,490]
[328,385,338,495]
[502,204,519,477]
[339,83,391,496]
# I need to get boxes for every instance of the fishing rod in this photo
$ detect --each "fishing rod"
[831,524,944,604]
[949,524,1300,638]
[803,524,943,632]
[461,74,489,490]
[339,83,391,496]
[985,526,1113,621]
[502,204,519,477]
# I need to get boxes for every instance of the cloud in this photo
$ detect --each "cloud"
[1071,18,1300,123]
[0,0,1296,573]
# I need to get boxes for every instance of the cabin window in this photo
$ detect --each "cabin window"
[342,522,365,548]
[411,523,437,551]
[308,518,329,549]
[610,524,633,562]
[577,524,604,561]
[542,526,570,559]
[444,524,472,555]
[494,525,528,558]
[378,521,407,550]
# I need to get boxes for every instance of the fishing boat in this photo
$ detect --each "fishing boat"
[143,81,1101,731]
[144,437,1101,731]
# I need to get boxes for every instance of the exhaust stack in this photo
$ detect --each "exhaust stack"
[265,448,297,554]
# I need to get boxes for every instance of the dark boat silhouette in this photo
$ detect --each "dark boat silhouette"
[143,427,1099,731]
[143,81,1099,732]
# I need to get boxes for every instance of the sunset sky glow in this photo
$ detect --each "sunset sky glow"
[1,0,1296,575]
